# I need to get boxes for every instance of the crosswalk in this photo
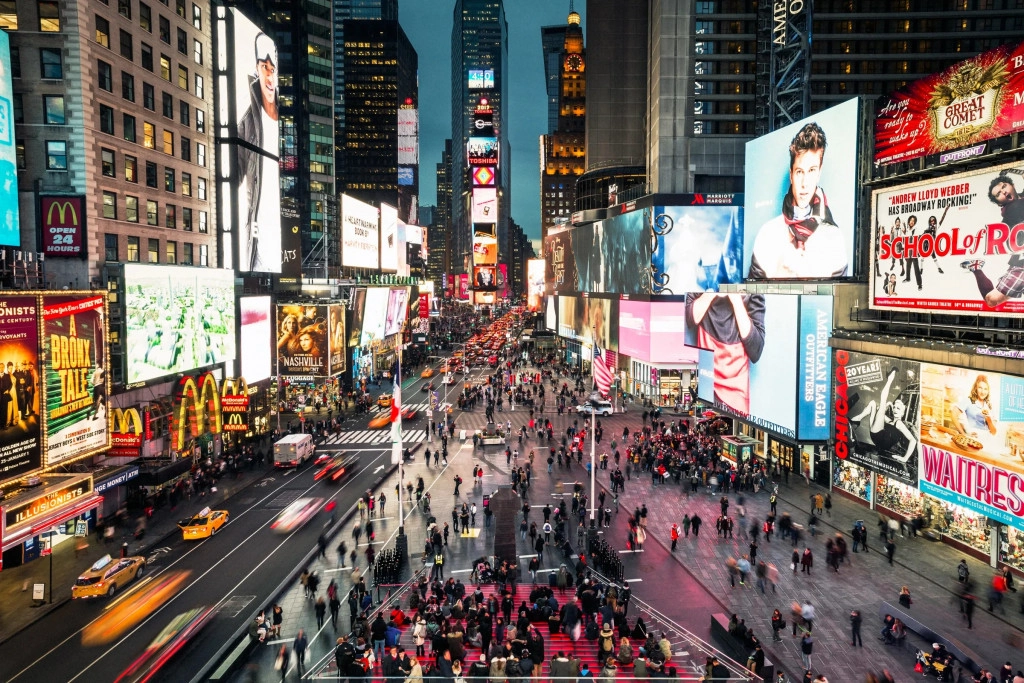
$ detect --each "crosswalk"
[321,429,429,445]
[368,401,434,415]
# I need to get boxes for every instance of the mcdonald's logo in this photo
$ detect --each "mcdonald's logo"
[221,377,250,414]
[41,196,85,257]
[172,372,223,451]
[223,412,248,433]
[47,200,79,226]
[111,408,144,448]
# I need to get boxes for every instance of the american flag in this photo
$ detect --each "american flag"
[390,367,402,442]
[593,346,615,397]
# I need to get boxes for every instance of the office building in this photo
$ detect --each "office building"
[428,139,453,289]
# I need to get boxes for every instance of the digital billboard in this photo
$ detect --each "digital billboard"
[498,264,509,299]
[473,265,497,290]
[919,362,1024,530]
[380,203,399,272]
[875,41,1024,166]
[527,259,545,312]
[240,296,272,383]
[545,295,557,331]
[0,30,20,247]
[744,98,859,280]
[833,350,920,487]
[397,107,418,165]
[0,297,40,478]
[797,295,833,442]
[473,240,498,266]
[398,167,415,186]
[40,196,86,257]
[228,8,282,273]
[42,295,109,466]
[472,188,498,223]
[471,109,494,135]
[360,288,389,346]
[347,288,366,348]
[124,265,236,384]
[686,292,799,436]
[328,304,346,374]
[456,274,470,300]
[557,295,618,352]
[468,69,495,89]
[574,212,651,295]
[619,300,699,365]
[341,194,380,269]
[467,137,498,166]
[472,166,495,187]
[276,304,327,378]
[870,159,1024,316]
[544,228,577,294]
[651,199,743,294]
[384,288,408,337]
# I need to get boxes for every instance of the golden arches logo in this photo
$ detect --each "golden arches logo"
[221,377,248,398]
[112,408,143,435]
[46,200,80,226]
[172,372,223,451]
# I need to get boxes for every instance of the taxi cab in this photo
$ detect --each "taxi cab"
[72,553,146,599]
[368,414,391,429]
[178,507,229,540]
[377,393,393,409]
[420,368,434,379]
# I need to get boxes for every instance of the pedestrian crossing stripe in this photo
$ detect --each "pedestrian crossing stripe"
[321,429,428,445]
[460,528,481,538]
[370,402,433,415]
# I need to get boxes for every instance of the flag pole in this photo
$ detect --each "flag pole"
[393,344,406,548]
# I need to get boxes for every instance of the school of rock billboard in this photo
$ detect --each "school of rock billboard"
[870,159,1024,316]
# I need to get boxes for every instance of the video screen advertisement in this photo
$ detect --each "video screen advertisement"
[473,265,498,290]
[557,295,619,352]
[744,98,859,280]
[472,188,498,224]
[544,228,577,294]
[341,194,380,269]
[575,211,651,296]
[226,9,282,273]
[380,203,399,272]
[545,295,557,332]
[919,363,1024,531]
[42,295,110,466]
[456,274,470,300]
[359,288,389,346]
[0,297,40,479]
[618,300,699,365]
[239,296,272,383]
[327,304,346,374]
[347,288,366,348]
[276,304,328,378]
[870,159,1024,316]
[384,288,408,337]
[875,41,1024,166]
[798,295,833,442]
[0,30,20,248]
[527,259,545,312]
[651,198,743,294]
[124,265,237,384]
[686,293,799,437]
[833,350,921,487]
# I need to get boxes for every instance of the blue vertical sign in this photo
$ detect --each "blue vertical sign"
[0,30,20,247]
[798,295,833,441]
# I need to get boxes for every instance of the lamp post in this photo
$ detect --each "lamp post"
[393,345,407,557]
[588,393,599,524]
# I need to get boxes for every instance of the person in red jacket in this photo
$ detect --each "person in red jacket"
[670,524,680,551]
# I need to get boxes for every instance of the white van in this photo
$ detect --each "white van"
[576,399,614,417]
[274,433,315,468]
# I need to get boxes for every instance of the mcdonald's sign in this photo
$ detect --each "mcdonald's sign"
[111,408,144,448]
[40,196,86,257]
[171,372,223,451]
[221,377,250,433]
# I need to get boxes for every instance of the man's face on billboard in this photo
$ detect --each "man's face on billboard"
[257,58,277,108]
[789,148,824,210]
[990,180,1018,206]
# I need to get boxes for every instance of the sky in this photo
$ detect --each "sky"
[401,0,585,243]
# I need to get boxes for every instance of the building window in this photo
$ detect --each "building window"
[98,60,113,91]
[176,27,186,54]
[101,148,115,176]
[122,72,135,101]
[198,210,207,233]
[16,143,25,169]
[125,154,137,182]
[119,29,133,59]
[126,195,139,222]
[162,129,174,155]
[95,15,110,47]
[40,49,63,79]
[181,172,191,196]
[180,136,191,161]
[162,91,173,119]
[182,206,192,230]
[159,55,170,81]
[195,108,205,132]
[199,243,208,266]
[118,0,131,19]
[176,0,185,18]
[0,2,19,30]
[193,39,203,65]
[194,74,203,99]
[46,141,67,170]
[127,236,140,262]
[165,204,176,229]
[143,83,154,110]
[145,160,157,187]
[139,2,151,31]
[159,15,170,43]
[148,238,159,263]
[177,65,188,90]
[123,113,137,142]
[196,142,205,167]
[146,200,158,225]
[196,177,206,200]
[166,241,177,263]
[43,95,65,124]
[39,1,60,31]
[178,102,189,127]
[12,94,21,123]
[105,233,119,261]
[141,43,153,71]
[191,3,201,29]
[143,121,155,148]
[164,167,174,192]
[183,242,193,264]
[99,105,115,134]
[102,191,117,219]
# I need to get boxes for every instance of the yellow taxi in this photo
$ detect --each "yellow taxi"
[178,507,229,540]
[368,414,391,429]
[72,553,146,599]
[377,393,393,409]
[420,368,434,379]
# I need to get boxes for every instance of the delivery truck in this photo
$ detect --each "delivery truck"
[273,433,315,468]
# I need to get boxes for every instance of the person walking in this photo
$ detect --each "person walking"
[315,596,327,629]
[691,513,703,538]
[771,609,785,642]
[293,629,309,677]
[958,558,970,585]
[670,523,680,551]
[850,609,863,647]
[329,592,341,630]
[885,537,896,565]
[801,548,813,575]
[800,632,814,670]
[682,514,691,537]
[275,644,290,682]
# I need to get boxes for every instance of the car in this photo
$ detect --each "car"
[377,393,393,408]
[271,497,324,533]
[82,570,193,646]
[420,368,434,378]
[314,454,359,483]
[368,414,391,429]
[576,400,614,417]
[401,407,419,420]
[177,507,229,540]
[72,554,146,599]
[442,374,456,385]
[114,606,216,683]
[421,381,435,393]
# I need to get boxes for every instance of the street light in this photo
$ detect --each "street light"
[587,392,601,525]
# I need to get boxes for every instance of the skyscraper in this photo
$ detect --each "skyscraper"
[429,139,453,288]
[540,25,567,134]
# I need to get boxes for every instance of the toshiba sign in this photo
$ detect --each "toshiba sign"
[40,196,86,257]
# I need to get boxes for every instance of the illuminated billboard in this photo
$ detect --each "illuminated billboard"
[870,159,1024,316]
[618,300,699,365]
[40,196,85,257]
[240,296,272,383]
[876,41,1024,166]
[328,304,346,374]
[124,265,237,384]
[744,98,859,280]
[651,199,743,293]
[472,166,495,187]
[360,288,389,346]
[575,212,650,295]
[0,30,20,247]
[397,107,418,165]
[468,69,495,89]
[341,194,380,269]
[544,228,577,294]
[473,241,498,266]
[398,167,415,186]
[527,259,545,312]
[347,288,366,348]
[472,188,498,223]
[276,304,328,378]
[384,288,408,337]
[456,274,470,300]
[380,203,399,272]
[557,295,618,352]
[467,137,499,166]
[0,297,40,478]
[473,265,498,290]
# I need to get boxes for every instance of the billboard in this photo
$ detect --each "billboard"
[557,295,619,352]
[398,166,415,186]
[240,296,272,383]
[228,9,281,273]
[870,159,1024,315]
[545,295,557,331]
[527,259,545,312]
[473,265,497,290]
[619,300,699,365]
[875,41,1024,166]
[833,350,920,487]
[42,295,109,466]
[0,297,40,478]
[124,265,236,384]
[471,109,494,135]
[328,304,346,374]
[797,295,833,442]
[0,30,19,247]
[744,98,859,280]
[341,194,380,269]
[918,362,1024,530]
[347,288,366,348]
[456,274,470,300]
[498,263,509,299]
[380,203,399,272]
[473,241,498,266]
[471,166,495,187]
[384,288,408,337]
[472,188,498,223]
[360,288,389,346]
[467,137,498,165]
[468,69,495,89]
[397,107,418,165]
[276,304,328,378]
[544,229,578,294]
[40,196,86,257]
[687,293,799,436]
[575,212,651,295]
[651,199,743,294]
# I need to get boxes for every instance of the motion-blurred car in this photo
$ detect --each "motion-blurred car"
[270,497,324,533]
[401,407,419,420]
[72,554,146,599]
[368,414,391,429]
[421,381,435,393]
[177,507,228,540]
[113,605,216,683]
[377,393,393,408]
[442,374,456,385]
[576,399,613,417]
[81,570,193,646]
[314,454,359,483]
[420,368,434,378]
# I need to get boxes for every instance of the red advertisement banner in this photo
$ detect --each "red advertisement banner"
[40,196,86,257]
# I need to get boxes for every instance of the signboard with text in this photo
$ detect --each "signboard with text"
[40,196,86,257]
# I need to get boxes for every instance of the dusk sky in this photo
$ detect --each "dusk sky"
[401,0,586,244]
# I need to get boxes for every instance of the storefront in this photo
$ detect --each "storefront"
[94,465,140,520]
[719,435,761,467]
[1,474,101,570]
[628,360,694,408]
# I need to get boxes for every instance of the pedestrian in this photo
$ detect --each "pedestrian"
[454,474,462,496]
[275,644,290,682]
[317,533,328,560]
[801,548,813,575]
[850,609,862,647]
[682,514,691,537]
[771,609,785,642]
[691,513,702,537]
[315,596,327,628]
[329,592,341,630]
[670,523,680,551]
[800,632,813,670]
[824,493,832,517]
[272,604,284,637]
[885,537,896,565]
[958,558,970,584]
[963,591,976,629]
[294,629,309,676]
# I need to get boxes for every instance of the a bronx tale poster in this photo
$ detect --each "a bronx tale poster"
[0,296,41,478]
[43,295,110,466]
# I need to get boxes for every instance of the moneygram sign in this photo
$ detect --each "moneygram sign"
[40,196,86,257]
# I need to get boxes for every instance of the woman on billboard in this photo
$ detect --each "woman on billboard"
[849,366,918,464]
[952,374,997,437]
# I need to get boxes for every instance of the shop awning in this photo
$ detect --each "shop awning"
[2,494,103,553]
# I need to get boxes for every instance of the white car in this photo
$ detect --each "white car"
[442,374,456,385]
[270,497,324,533]
[576,400,613,417]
